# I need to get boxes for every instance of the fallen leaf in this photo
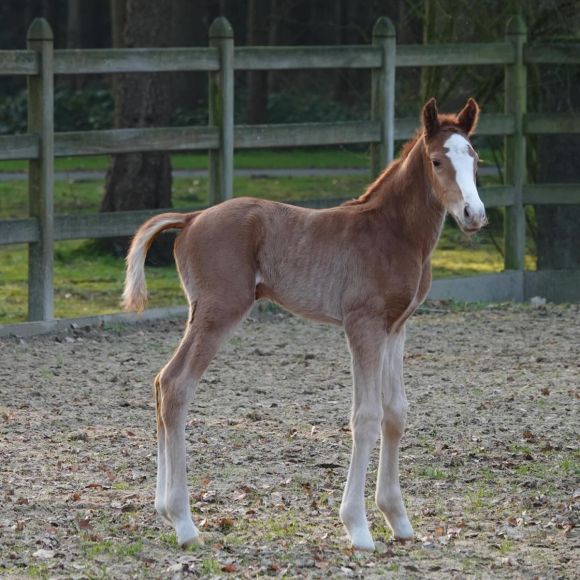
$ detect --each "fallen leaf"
[217,517,234,531]
[77,517,92,530]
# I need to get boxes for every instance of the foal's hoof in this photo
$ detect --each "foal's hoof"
[179,533,203,549]
[392,522,415,542]
[349,529,376,552]
[176,521,203,549]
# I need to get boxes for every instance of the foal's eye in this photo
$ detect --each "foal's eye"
[432,159,441,168]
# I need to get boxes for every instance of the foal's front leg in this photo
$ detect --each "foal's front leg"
[375,328,414,540]
[340,318,385,551]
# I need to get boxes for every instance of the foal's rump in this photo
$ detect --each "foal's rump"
[123,198,273,313]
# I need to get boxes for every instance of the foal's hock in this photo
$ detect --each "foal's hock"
[123,98,486,550]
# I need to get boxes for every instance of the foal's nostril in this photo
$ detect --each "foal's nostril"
[463,205,472,221]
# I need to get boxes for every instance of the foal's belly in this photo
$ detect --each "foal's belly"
[255,278,343,325]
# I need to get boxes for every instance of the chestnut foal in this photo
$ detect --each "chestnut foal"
[123,98,486,550]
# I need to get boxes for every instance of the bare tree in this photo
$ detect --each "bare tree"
[101,0,174,261]
[246,0,270,123]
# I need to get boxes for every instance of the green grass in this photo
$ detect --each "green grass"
[201,557,222,575]
[0,174,367,219]
[82,540,144,558]
[0,148,369,174]
[417,466,449,480]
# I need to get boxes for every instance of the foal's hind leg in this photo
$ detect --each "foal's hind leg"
[156,298,252,547]
[340,316,386,551]
[375,328,414,540]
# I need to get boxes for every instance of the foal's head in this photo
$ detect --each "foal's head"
[422,98,486,233]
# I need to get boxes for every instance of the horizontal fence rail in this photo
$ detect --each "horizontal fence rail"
[3,112,573,162]
[0,15,579,325]
[53,47,220,74]
[0,50,39,75]
[0,182,516,248]
[396,42,514,67]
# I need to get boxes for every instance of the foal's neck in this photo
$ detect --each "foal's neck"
[373,136,446,257]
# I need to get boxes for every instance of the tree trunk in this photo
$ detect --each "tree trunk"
[246,0,269,124]
[536,135,580,269]
[66,0,83,89]
[536,65,580,270]
[171,0,209,113]
[101,0,174,263]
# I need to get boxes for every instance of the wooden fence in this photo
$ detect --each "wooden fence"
[0,15,579,324]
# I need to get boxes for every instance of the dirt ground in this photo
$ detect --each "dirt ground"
[0,303,578,579]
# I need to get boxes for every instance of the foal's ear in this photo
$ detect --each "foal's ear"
[456,97,480,135]
[422,98,440,139]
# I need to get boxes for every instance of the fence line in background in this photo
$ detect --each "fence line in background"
[0,16,579,322]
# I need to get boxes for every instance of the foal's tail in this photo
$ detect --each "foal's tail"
[122,212,198,312]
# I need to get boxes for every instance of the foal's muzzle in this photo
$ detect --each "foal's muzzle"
[457,202,487,234]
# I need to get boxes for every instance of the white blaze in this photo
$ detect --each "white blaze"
[444,133,484,216]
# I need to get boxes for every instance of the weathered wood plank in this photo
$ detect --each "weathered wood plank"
[0,306,189,339]
[27,18,54,322]
[371,17,396,177]
[480,185,515,208]
[54,126,219,156]
[54,209,194,240]
[54,47,219,74]
[524,270,580,302]
[234,121,381,149]
[525,113,580,135]
[397,42,514,67]
[0,218,40,245]
[0,115,515,162]
[429,271,524,302]
[523,184,580,205]
[394,114,515,141]
[525,43,580,64]
[0,134,39,160]
[0,50,39,75]
[208,18,234,204]
[503,16,527,271]
[235,45,381,70]
[477,114,515,136]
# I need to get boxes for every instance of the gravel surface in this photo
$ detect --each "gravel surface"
[0,303,578,578]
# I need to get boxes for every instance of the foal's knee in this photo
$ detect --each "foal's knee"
[381,399,408,439]
[351,408,382,446]
[156,369,191,426]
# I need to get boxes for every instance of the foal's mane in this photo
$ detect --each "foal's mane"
[343,115,460,207]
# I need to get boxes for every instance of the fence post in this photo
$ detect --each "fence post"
[208,17,234,205]
[504,15,527,273]
[27,18,54,321]
[371,17,396,178]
